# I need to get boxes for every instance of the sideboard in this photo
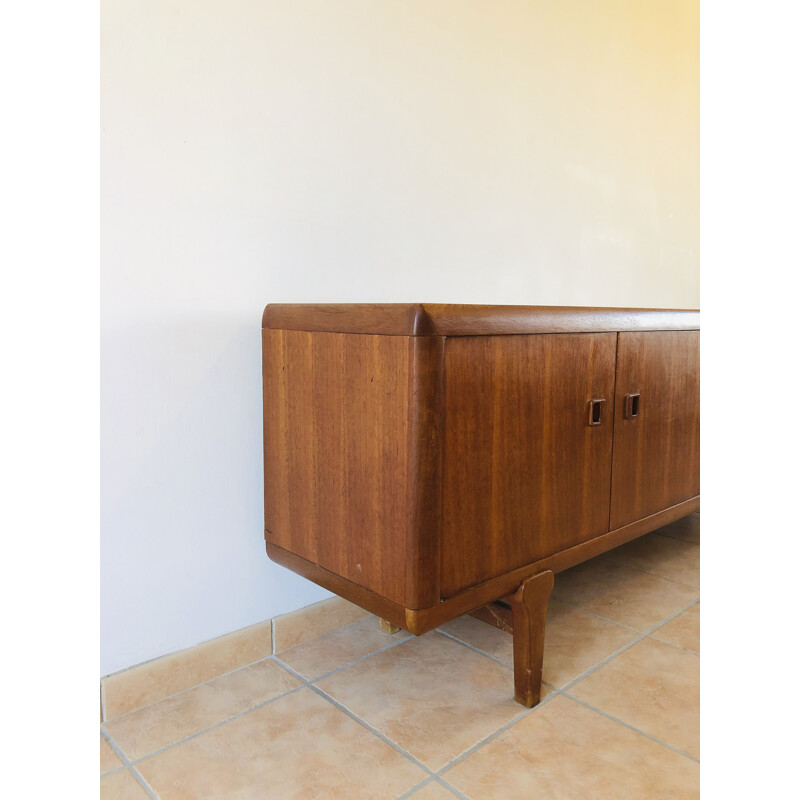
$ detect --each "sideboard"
[262,304,699,706]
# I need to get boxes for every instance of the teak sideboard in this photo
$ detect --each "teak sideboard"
[261,304,700,707]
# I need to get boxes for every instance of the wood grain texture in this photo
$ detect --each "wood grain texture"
[266,542,409,632]
[263,329,412,606]
[409,498,699,633]
[261,304,701,710]
[263,304,699,337]
[440,333,617,598]
[268,500,699,636]
[263,304,434,336]
[469,601,514,634]
[509,570,554,707]
[405,336,445,609]
[610,331,700,529]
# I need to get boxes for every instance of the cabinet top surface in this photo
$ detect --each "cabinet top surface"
[263,303,699,337]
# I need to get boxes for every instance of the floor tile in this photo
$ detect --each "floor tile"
[444,694,699,799]
[653,603,700,653]
[407,780,462,799]
[137,686,425,799]
[541,601,638,687]
[552,558,698,630]
[100,769,151,800]
[569,637,699,758]
[316,632,524,770]
[273,596,370,652]
[279,614,410,680]
[100,734,123,774]
[439,615,514,665]
[599,532,699,588]
[656,512,700,545]
[441,602,636,689]
[102,618,273,719]
[104,659,300,760]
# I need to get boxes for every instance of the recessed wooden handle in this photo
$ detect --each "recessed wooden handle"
[624,393,640,419]
[588,398,605,426]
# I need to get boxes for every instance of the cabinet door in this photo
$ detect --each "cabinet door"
[610,331,700,529]
[440,333,617,598]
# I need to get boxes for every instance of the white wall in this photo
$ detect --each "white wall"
[101,0,699,676]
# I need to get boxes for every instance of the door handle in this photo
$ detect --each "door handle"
[588,398,606,426]
[624,393,640,419]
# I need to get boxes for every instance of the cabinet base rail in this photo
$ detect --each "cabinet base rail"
[266,496,697,707]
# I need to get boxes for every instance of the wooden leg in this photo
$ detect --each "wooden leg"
[379,618,401,634]
[508,570,555,708]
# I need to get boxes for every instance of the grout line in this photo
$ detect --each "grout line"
[99,564,699,795]
[100,618,275,681]
[594,534,700,590]
[100,764,127,778]
[548,594,700,653]
[121,684,306,766]
[442,599,698,662]
[646,598,700,633]
[307,633,415,683]
[272,655,435,776]
[108,613,397,723]
[559,691,700,763]
[435,775,475,800]
[102,653,277,721]
[100,729,131,769]
[393,776,436,800]
[101,729,160,800]
[129,764,161,800]
[97,598,700,800]
[594,556,700,590]
[285,592,700,786]
[437,692,560,777]
[439,580,694,649]
[436,629,513,668]
[101,532,697,712]
[431,597,701,779]
[648,632,700,655]
[311,683,436,777]
[102,632,421,773]
[556,598,699,695]
[548,598,649,633]
[435,602,641,677]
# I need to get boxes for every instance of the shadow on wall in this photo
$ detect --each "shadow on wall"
[99,316,329,676]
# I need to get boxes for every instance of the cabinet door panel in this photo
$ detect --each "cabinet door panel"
[610,331,700,529]
[440,334,617,598]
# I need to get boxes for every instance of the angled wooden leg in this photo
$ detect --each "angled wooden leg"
[508,570,555,707]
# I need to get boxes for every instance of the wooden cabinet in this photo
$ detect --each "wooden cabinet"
[610,331,701,529]
[440,333,617,597]
[262,304,699,706]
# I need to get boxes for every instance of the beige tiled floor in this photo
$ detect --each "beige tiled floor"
[101,513,699,799]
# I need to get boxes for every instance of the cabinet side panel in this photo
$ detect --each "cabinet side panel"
[610,331,700,528]
[440,333,617,598]
[264,328,324,563]
[263,329,410,606]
